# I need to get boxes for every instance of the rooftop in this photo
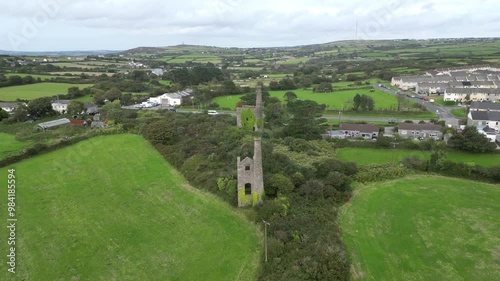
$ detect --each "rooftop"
[35,118,70,129]
[398,123,442,131]
[470,101,500,111]
[340,123,379,132]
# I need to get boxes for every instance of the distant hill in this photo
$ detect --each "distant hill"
[0,50,120,56]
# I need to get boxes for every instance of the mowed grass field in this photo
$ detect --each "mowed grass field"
[0,134,261,281]
[213,88,397,110]
[340,176,500,281]
[0,83,93,101]
[0,133,29,159]
[336,148,500,167]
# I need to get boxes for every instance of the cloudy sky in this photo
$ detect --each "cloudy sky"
[0,0,498,51]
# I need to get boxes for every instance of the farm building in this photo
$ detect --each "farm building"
[69,120,87,126]
[84,103,98,114]
[34,118,70,131]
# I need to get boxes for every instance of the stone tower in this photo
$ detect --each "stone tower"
[237,87,264,207]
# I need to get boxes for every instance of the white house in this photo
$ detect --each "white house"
[467,111,500,133]
[478,126,497,142]
[151,68,164,76]
[0,102,24,113]
[161,93,182,106]
[51,100,71,113]
[148,89,193,107]
[444,88,500,102]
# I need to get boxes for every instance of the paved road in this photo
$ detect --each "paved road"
[374,84,461,127]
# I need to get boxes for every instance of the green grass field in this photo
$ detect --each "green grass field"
[451,108,467,117]
[336,148,500,167]
[213,88,398,110]
[0,134,261,281]
[0,83,93,101]
[339,111,437,119]
[0,133,29,159]
[340,176,500,281]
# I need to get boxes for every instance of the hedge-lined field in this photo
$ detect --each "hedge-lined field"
[340,176,500,280]
[0,134,261,281]
[336,148,500,167]
[0,83,93,101]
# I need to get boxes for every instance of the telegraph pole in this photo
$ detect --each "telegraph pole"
[263,220,270,262]
[390,142,399,163]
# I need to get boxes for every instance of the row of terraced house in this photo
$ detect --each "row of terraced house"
[391,65,500,102]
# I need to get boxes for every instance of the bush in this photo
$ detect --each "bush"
[356,163,412,183]
[401,156,428,171]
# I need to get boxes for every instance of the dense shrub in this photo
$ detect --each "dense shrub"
[356,163,412,183]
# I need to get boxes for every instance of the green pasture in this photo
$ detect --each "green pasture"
[340,176,500,280]
[0,134,261,281]
[0,83,93,101]
[213,88,398,110]
[336,148,500,167]
[0,133,29,159]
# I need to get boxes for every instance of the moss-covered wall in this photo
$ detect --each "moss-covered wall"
[238,187,260,207]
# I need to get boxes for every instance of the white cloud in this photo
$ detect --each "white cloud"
[0,0,498,50]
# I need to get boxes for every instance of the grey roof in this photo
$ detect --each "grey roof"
[162,89,193,99]
[83,102,97,109]
[470,111,490,120]
[35,118,70,129]
[51,100,71,105]
[470,102,500,111]
[445,88,499,95]
[488,112,500,121]
[0,102,21,108]
[480,126,496,133]
[398,123,442,131]
[417,82,449,88]
[340,123,379,133]
[325,130,345,136]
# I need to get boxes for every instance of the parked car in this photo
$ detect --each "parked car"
[429,99,435,103]
[133,104,143,108]
[208,110,219,115]
[458,103,462,107]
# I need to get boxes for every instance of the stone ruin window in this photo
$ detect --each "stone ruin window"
[245,183,252,195]
[245,165,250,171]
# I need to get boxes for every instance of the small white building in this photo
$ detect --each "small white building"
[147,89,193,107]
[151,68,164,76]
[51,100,71,114]
[0,102,24,113]
[161,94,182,106]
